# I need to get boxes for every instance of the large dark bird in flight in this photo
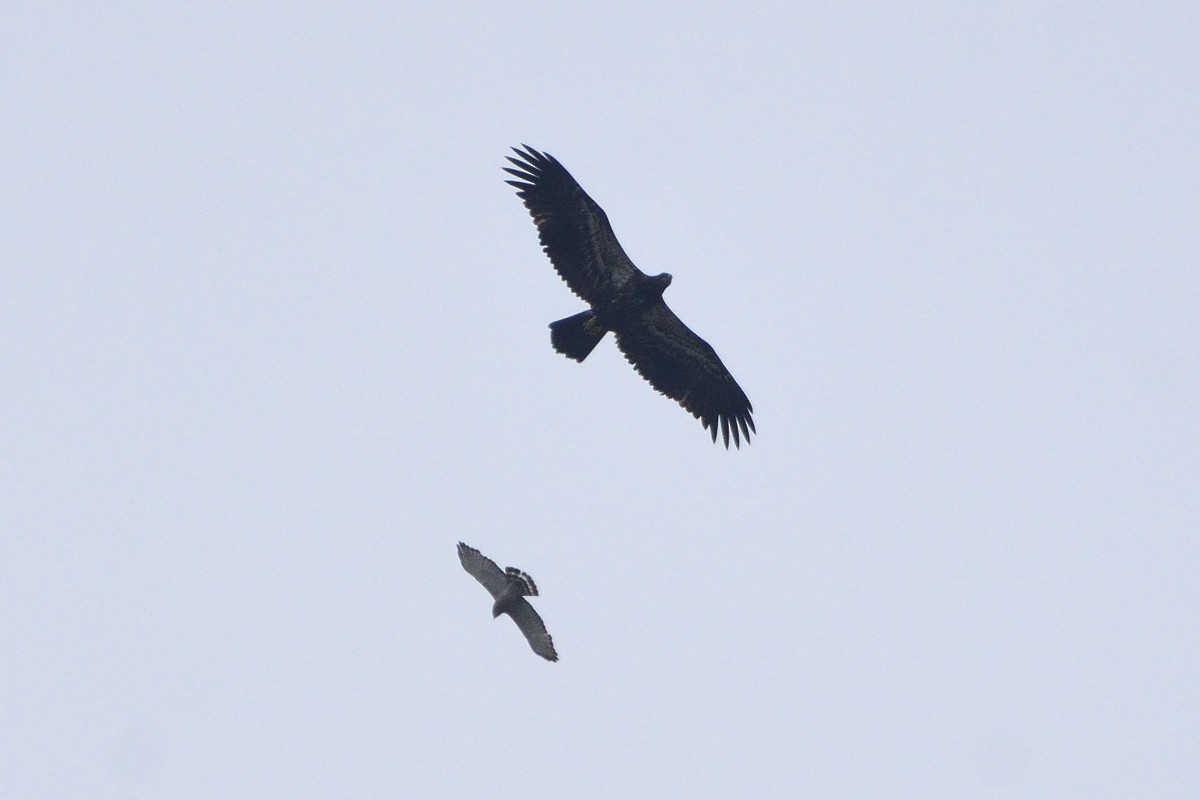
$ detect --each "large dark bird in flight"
[457,542,558,662]
[505,145,755,448]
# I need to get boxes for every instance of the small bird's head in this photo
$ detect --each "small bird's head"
[652,272,673,292]
[491,600,504,618]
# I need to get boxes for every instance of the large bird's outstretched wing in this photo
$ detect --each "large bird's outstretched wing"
[457,542,507,599]
[507,598,559,662]
[504,145,641,305]
[614,302,755,448]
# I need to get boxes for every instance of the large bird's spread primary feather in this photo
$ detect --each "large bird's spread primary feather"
[506,145,755,447]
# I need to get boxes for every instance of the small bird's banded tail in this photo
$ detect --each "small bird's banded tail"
[505,567,539,596]
[550,310,606,362]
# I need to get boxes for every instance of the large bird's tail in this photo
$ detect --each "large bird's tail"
[549,310,606,362]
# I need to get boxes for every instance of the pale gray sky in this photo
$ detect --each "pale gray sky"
[3,3,1198,798]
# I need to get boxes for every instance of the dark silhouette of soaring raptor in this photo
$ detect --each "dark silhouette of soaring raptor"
[456,542,558,662]
[505,145,755,448]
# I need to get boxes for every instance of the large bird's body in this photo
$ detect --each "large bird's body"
[457,542,558,662]
[504,145,755,448]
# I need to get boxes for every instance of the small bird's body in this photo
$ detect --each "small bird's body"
[457,542,557,662]
[505,145,755,448]
[488,565,538,619]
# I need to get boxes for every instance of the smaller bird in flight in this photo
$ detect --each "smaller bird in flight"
[457,542,558,662]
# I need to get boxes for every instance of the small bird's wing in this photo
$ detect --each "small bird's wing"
[507,598,559,662]
[457,542,507,599]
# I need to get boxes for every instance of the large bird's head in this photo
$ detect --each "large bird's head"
[491,600,504,618]
[650,272,673,294]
